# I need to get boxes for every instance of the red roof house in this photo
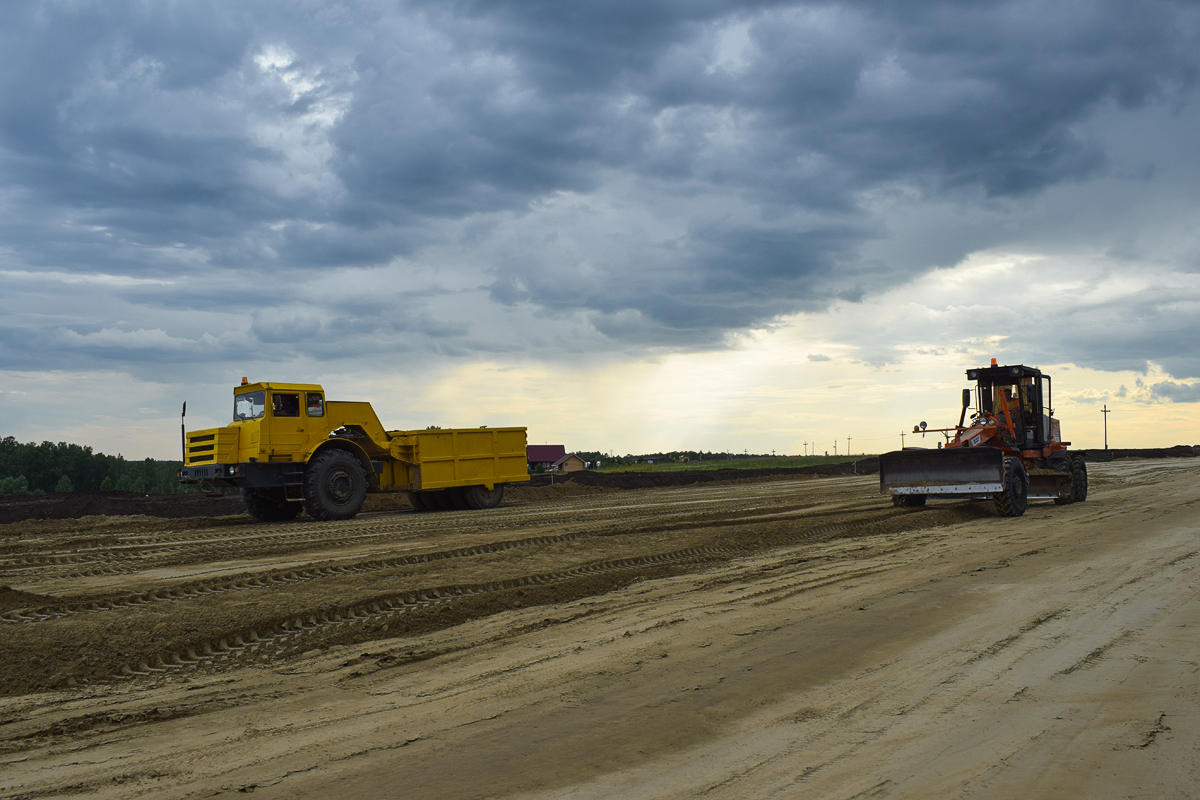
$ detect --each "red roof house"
[527,445,567,466]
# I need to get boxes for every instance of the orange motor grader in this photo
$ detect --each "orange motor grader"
[879,360,1087,517]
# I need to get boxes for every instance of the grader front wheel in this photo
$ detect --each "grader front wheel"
[892,494,927,508]
[993,457,1028,518]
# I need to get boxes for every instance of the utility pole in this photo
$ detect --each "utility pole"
[900,432,906,448]
[847,435,852,455]
[1101,404,1111,450]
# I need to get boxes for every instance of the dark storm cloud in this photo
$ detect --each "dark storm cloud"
[0,0,1198,372]
[1150,381,1200,403]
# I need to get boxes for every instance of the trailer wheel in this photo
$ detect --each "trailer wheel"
[466,484,505,510]
[993,457,1028,517]
[408,491,429,512]
[892,494,926,508]
[1070,456,1088,503]
[242,488,303,522]
[303,450,367,521]
[447,487,473,510]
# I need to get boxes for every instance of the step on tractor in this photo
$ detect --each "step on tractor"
[179,380,530,522]
[879,361,1087,517]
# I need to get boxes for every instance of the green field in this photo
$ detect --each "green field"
[593,455,873,473]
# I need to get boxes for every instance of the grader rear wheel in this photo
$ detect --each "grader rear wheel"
[1070,456,1089,503]
[1052,458,1074,505]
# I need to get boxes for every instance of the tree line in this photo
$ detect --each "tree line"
[0,437,187,496]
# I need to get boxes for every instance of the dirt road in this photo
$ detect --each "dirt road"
[1,459,1197,798]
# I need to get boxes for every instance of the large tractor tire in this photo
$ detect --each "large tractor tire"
[446,487,473,510]
[1070,455,1088,503]
[303,450,368,521]
[892,494,927,508]
[465,484,505,510]
[993,457,1028,517]
[425,490,453,511]
[242,487,303,522]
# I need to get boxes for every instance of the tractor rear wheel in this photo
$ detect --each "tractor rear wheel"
[892,494,927,508]
[993,457,1028,517]
[1070,455,1088,503]
[447,487,473,510]
[303,450,367,521]
[242,488,303,522]
[428,490,453,510]
[466,484,505,509]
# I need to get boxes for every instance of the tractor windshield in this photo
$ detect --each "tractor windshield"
[234,390,266,421]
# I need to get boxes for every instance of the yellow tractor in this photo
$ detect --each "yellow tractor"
[179,380,529,521]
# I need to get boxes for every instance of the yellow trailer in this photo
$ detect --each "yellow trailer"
[179,380,529,521]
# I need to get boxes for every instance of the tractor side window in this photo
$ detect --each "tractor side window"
[234,390,266,421]
[272,393,300,417]
[306,393,324,417]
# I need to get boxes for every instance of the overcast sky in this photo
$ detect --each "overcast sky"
[2,0,1198,458]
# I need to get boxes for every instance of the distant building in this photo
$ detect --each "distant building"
[554,453,587,473]
[527,445,567,471]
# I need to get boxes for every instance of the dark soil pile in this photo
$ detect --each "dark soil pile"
[0,491,246,525]
[1079,445,1198,461]
[0,585,57,612]
[531,459,880,491]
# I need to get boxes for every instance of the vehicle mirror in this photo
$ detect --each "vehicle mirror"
[962,388,972,408]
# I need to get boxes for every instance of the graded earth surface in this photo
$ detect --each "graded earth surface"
[1,459,1196,799]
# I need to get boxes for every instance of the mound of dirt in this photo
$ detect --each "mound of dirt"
[1078,445,1197,460]
[0,585,58,612]
[531,459,880,491]
[0,491,247,526]
[0,465,877,526]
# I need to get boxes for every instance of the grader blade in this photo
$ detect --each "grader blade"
[880,447,1005,496]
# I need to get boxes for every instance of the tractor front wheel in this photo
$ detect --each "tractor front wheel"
[993,457,1028,517]
[303,450,367,521]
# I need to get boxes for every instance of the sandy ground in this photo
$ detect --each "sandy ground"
[1,458,1197,799]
